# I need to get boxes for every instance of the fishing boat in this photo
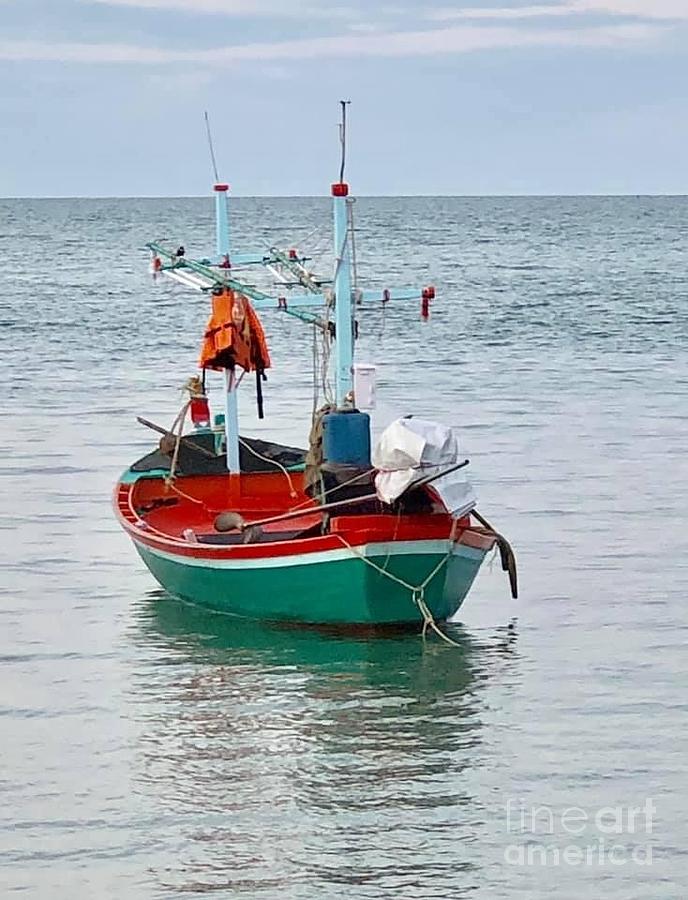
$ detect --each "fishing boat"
[114,105,516,630]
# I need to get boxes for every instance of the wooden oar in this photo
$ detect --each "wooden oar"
[215,491,380,532]
[136,416,217,458]
[407,458,470,489]
[215,459,470,532]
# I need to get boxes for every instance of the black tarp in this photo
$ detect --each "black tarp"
[130,432,306,477]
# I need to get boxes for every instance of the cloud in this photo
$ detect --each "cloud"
[578,0,688,17]
[86,0,356,18]
[346,22,385,33]
[91,0,688,23]
[580,0,688,16]
[430,0,688,22]
[0,21,662,65]
[0,40,173,63]
[147,69,215,95]
[429,4,574,21]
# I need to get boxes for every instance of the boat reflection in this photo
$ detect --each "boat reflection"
[129,592,518,896]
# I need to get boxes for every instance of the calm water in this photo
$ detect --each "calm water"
[1,196,687,897]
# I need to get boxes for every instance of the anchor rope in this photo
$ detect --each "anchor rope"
[333,517,465,647]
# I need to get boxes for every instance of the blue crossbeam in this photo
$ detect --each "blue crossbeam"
[250,293,329,310]
[358,288,424,303]
[149,242,428,313]
[220,251,272,266]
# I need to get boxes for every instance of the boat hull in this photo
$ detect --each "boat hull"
[134,538,488,625]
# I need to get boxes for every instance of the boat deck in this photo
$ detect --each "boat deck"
[115,469,493,556]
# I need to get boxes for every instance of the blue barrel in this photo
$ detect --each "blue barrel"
[322,411,371,467]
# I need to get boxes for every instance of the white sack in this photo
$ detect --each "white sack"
[373,417,476,516]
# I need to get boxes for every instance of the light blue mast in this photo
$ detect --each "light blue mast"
[331,100,355,409]
[213,181,240,472]
[214,183,230,257]
[148,103,435,475]
[332,180,354,407]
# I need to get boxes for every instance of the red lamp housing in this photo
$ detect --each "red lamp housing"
[190,395,211,427]
[421,286,434,320]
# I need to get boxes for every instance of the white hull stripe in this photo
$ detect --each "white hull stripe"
[135,539,486,571]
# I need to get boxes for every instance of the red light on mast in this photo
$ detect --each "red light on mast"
[190,396,211,428]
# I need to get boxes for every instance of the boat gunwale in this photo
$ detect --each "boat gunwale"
[114,480,494,562]
[133,534,488,570]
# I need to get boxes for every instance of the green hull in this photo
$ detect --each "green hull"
[135,541,487,625]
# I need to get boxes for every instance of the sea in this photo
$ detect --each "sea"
[1,195,687,898]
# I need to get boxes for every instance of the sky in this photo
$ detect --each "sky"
[1,0,687,196]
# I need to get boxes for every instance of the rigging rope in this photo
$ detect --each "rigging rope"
[338,99,350,183]
[238,436,298,498]
[311,323,321,418]
[204,110,220,184]
[319,295,334,405]
[164,400,190,488]
[347,198,359,299]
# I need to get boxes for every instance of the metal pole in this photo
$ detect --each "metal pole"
[214,183,230,257]
[214,182,237,470]
[224,368,240,471]
[332,182,353,407]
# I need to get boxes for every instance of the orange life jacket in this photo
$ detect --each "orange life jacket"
[199,287,271,374]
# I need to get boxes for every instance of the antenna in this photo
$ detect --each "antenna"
[338,99,350,183]
[204,110,220,184]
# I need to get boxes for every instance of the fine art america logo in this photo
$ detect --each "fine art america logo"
[504,798,655,867]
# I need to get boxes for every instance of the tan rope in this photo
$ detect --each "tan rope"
[333,516,464,647]
[320,293,334,405]
[166,480,223,512]
[162,376,208,489]
[164,401,190,488]
[377,505,403,577]
[238,436,298,498]
[311,323,320,419]
[294,465,377,513]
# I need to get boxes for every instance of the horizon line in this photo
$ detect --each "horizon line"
[2,192,687,200]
